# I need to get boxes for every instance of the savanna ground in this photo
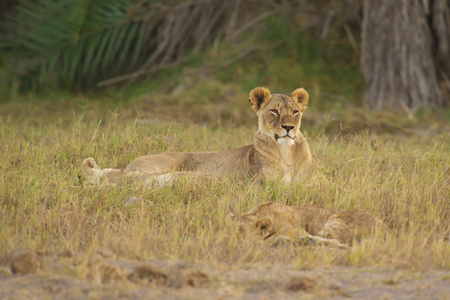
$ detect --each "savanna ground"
[0,88,449,299]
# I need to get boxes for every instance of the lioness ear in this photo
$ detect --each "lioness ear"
[291,88,309,112]
[255,216,273,233]
[249,87,271,112]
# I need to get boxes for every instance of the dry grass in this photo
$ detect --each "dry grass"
[0,100,449,276]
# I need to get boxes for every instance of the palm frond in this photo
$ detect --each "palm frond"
[1,0,159,90]
[0,0,278,91]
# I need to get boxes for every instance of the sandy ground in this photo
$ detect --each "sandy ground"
[0,250,449,300]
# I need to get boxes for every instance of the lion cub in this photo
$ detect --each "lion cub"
[229,202,386,248]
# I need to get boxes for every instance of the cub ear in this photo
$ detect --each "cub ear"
[249,87,271,112]
[291,88,309,112]
[225,212,236,226]
[255,216,273,233]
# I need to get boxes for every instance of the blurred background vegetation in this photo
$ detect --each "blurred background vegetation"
[0,0,448,130]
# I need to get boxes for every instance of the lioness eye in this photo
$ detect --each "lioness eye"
[293,110,299,115]
[270,109,279,115]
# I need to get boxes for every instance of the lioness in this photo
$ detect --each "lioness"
[229,202,386,248]
[82,87,313,186]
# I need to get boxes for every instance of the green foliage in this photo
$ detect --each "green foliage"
[1,0,158,91]
[1,0,365,98]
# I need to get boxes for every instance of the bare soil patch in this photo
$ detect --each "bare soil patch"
[1,250,449,300]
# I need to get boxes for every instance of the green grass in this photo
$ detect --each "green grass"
[0,100,449,271]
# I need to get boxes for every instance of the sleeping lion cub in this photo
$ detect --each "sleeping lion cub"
[229,202,386,248]
[82,87,313,187]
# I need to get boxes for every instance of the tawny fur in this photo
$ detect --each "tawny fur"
[81,157,220,188]
[82,87,313,186]
[229,202,386,248]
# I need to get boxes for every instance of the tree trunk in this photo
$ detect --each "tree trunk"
[361,0,447,113]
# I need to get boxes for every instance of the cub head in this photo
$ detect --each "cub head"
[227,212,274,239]
[249,87,309,145]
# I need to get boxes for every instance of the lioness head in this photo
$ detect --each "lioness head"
[249,87,309,145]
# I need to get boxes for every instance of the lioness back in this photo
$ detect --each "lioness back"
[125,145,255,180]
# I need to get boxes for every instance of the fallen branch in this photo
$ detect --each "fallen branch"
[97,59,190,87]
[217,46,258,70]
[227,9,285,41]
[217,39,285,70]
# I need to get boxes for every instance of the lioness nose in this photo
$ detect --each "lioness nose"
[282,125,294,133]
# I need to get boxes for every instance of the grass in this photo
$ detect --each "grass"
[0,97,449,272]
[0,13,449,283]
[1,11,449,297]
